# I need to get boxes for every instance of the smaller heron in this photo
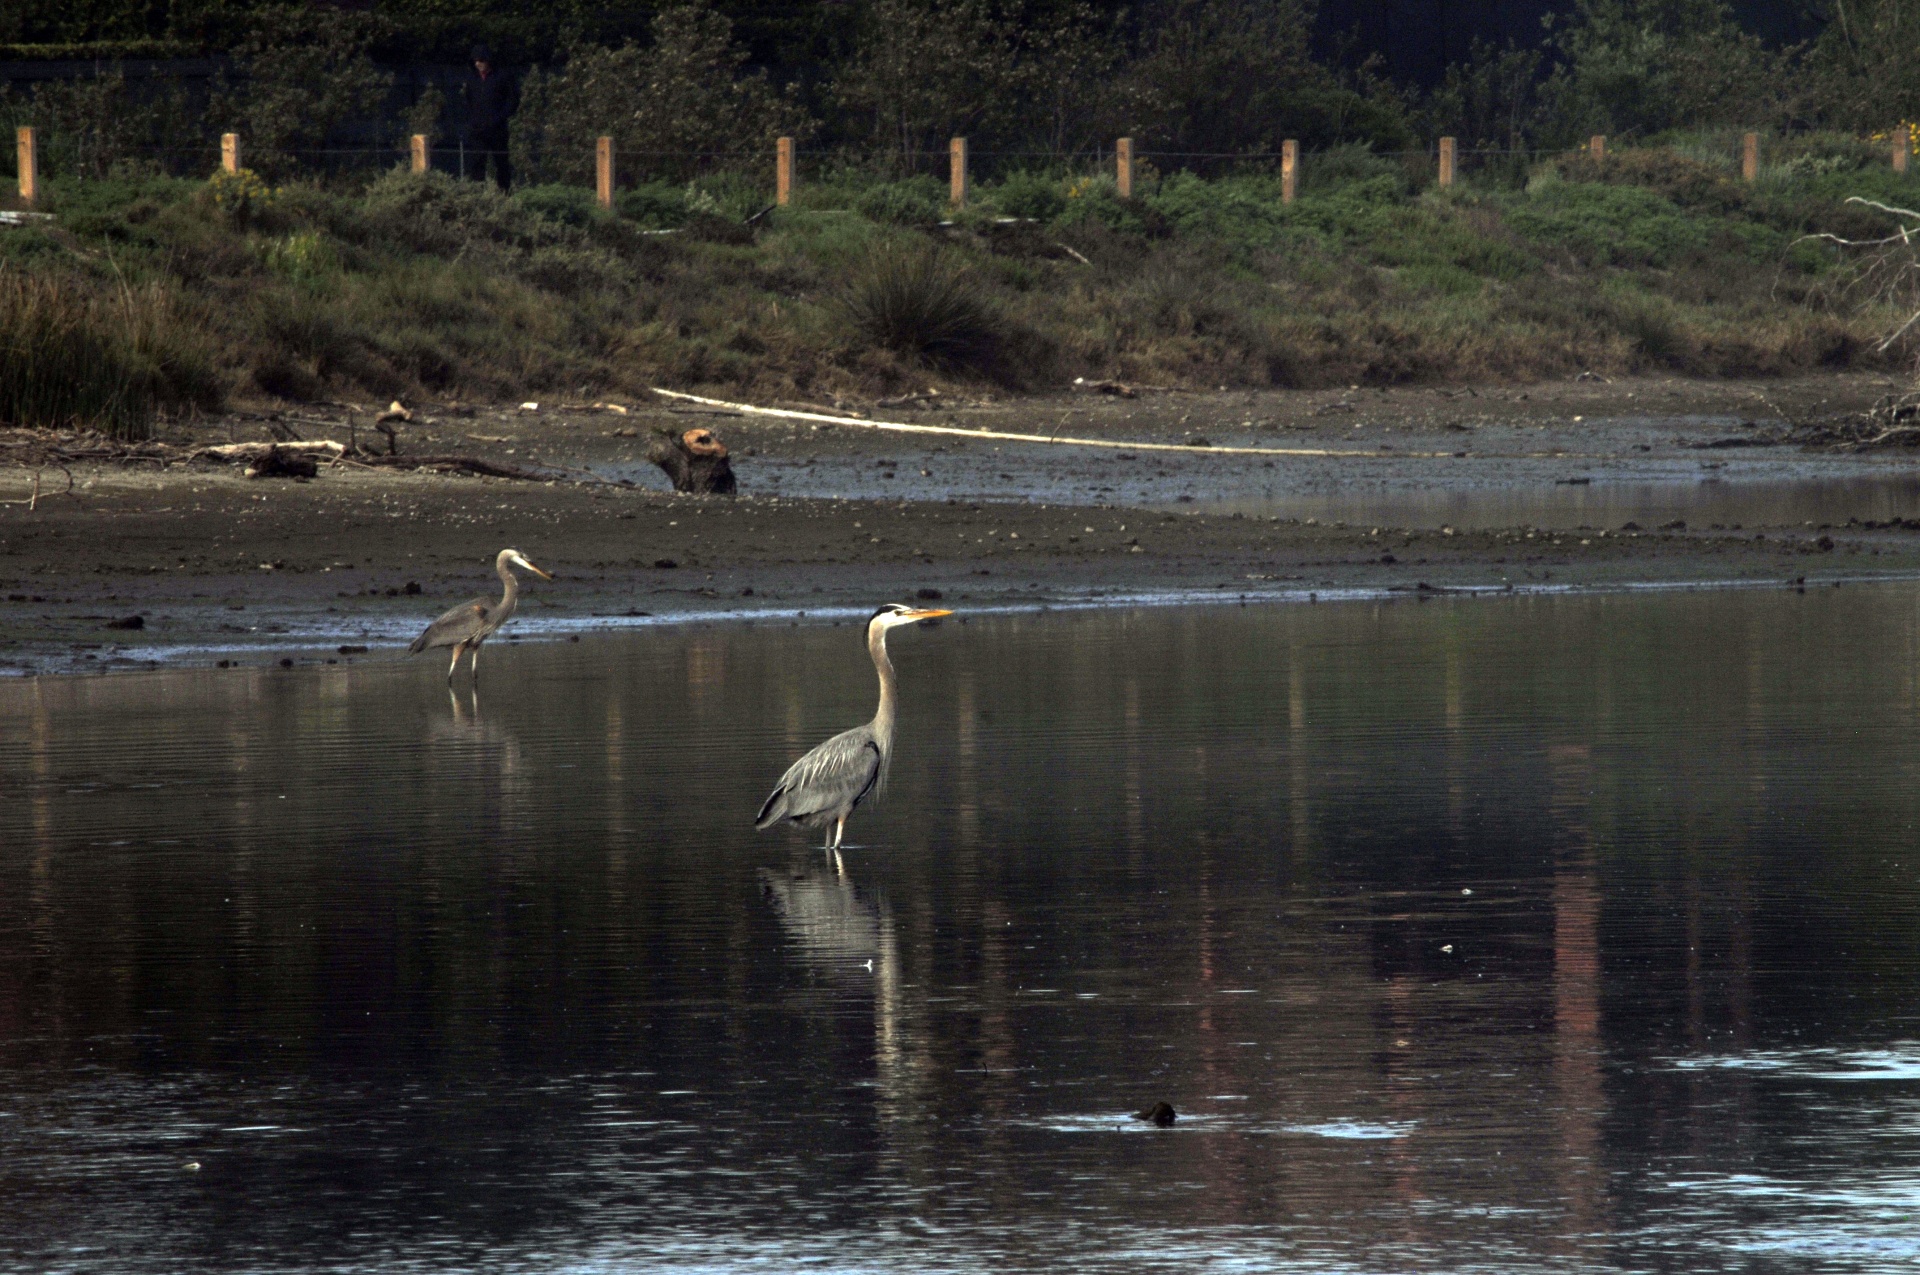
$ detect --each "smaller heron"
[407,548,552,683]
[755,604,952,851]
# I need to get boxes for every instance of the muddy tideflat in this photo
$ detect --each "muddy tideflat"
[5,374,1920,674]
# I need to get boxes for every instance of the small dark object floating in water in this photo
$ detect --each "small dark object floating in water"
[1133,1102,1176,1127]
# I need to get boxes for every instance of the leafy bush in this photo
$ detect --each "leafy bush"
[855,176,945,227]
[1300,145,1409,196]
[357,169,571,255]
[1505,181,1714,267]
[1554,148,1744,213]
[514,183,604,228]
[258,229,337,288]
[991,171,1066,222]
[616,182,688,228]
[207,167,279,225]
[838,245,999,367]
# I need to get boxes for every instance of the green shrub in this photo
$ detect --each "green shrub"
[357,170,572,256]
[617,182,689,228]
[1506,181,1714,267]
[514,184,605,228]
[856,176,946,227]
[258,230,338,289]
[1300,145,1409,196]
[991,171,1067,222]
[207,168,281,227]
[1554,149,1744,213]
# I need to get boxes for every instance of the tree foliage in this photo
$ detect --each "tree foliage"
[208,7,392,178]
[516,2,813,183]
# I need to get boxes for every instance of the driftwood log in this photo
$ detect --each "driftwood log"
[648,427,736,495]
[244,444,320,479]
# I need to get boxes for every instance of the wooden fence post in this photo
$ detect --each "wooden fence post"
[1742,132,1759,182]
[1437,136,1455,188]
[221,133,240,174]
[1281,139,1298,204]
[16,127,35,207]
[1589,134,1605,161]
[1896,125,1910,175]
[410,134,428,174]
[950,137,968,207]
[776,136,794,206]
[1116,137,1133,198]
[595,136,614,209]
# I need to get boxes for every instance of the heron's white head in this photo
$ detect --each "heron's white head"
[868,602,953,633]
[498,548,554,581]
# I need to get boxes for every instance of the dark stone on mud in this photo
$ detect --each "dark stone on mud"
[653,559,679,570]
[1134,1102,1177,1127]
[337,645,368,654]
[403,581,421,595]
[916,588,944,600]
[104,615,144,630]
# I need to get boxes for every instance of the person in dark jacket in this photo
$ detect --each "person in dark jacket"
[464,43,519,191]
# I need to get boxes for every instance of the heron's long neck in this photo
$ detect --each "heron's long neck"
[869,624,897,755]
[497,559,519,612]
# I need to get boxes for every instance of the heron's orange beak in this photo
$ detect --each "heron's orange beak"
[524,562,554,581]
[907,608,953,621]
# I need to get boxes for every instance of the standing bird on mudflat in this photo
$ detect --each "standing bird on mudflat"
[756,604,953,852]
[407,548,552,683]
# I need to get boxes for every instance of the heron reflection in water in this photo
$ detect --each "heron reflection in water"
[756,603,953,852]
[760,859,889,984]
[407,548,552,683]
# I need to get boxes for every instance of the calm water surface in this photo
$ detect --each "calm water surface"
[5,591,1920,1272]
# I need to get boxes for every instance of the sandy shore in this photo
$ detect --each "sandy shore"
[5,373,1920,675]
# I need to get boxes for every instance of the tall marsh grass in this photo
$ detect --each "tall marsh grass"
[0,271,221,439]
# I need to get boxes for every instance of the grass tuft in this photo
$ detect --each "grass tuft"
[838,246,1001,370]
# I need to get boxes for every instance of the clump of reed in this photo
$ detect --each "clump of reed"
[0,271,221,439]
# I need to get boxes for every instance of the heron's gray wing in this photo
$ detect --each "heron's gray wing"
[755,724,882,829]
[407,597,492,653]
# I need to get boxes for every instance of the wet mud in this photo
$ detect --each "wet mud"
[6,373,1920,674]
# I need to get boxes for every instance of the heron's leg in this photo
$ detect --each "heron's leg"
[447,642,466,684]
[470,638,482,684]
[832,817,846,850]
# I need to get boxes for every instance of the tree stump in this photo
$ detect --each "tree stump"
[648,427,736,495]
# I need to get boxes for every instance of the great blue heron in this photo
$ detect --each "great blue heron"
[755,604,953,850]
[407,548,552,683]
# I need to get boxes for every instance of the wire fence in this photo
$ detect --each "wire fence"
[6,127,1914,207]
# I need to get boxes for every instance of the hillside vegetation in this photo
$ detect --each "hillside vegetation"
[3,139,1916,436]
